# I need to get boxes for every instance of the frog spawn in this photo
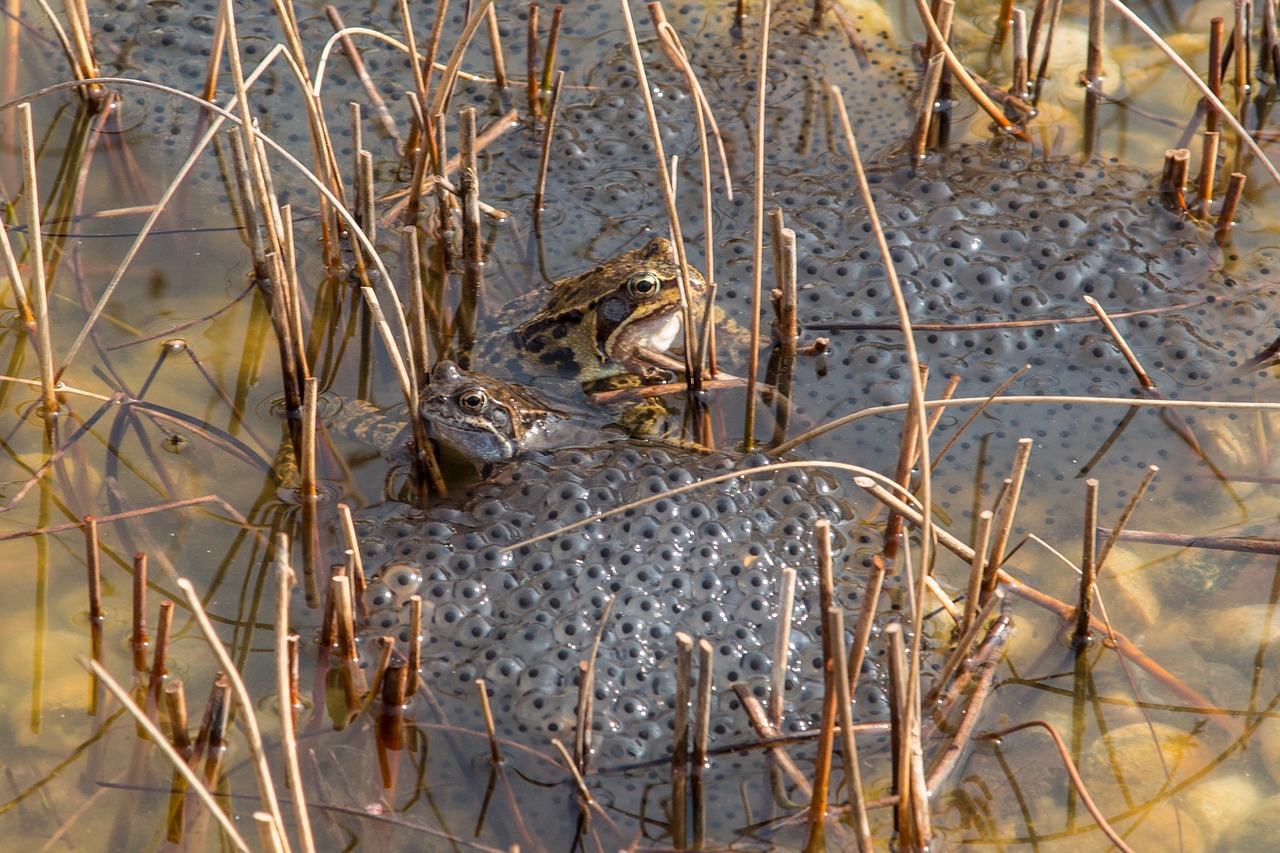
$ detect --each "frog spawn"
[337,442,944,767]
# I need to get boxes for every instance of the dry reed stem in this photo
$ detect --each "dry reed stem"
[551,739,595,805]
[928,590,1005,710]
[982,437,1032,600]
[1216,171,1247,243]
[693,638,713,768]
[1197,130,1220,219]
[829,607,873,851]
[541,4,563,96]
[407,595,423,696]
[0,210,32,324]
[527,3,540,116]
[618,0,702,394]
[1099,526,1280,554]
[166,680,190,754]
[175,578,292,850]
[1233,0,1250,93]
[430,0,496,118]
[1109,0,1280,188]
[79,657,250,851]
[364,637,396,714]
[671,632,693,847]
[855,477,1234,727]
[805,524,837,849]
[274,538,316,853]
[1082,296,1154,390]
[743,0,774,446]
[1209,18,1224,135]
[532,70,564,246]
[17,104,56,413]
[325,8,402,143]
[651,12,734,200]
[963,511,994,632]
[256,811,287,853]
[1073,479,1099,647]
[337,504,367,598]
[768,568,798,726]
[148,600,174,711]
[331,575,366,707]
[910,0,1027,138]
[475,678,503,763]
[131,553,149,673]
[980,721,1136,852]
[734,685,815,797]
[1160,148,1190,210]
[923,613,1005,792]
[1011,8,1028,95]
[1096,465,1158,569]
[485,5,508,89]
[910,2,953,158]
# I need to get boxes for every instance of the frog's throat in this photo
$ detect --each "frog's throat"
[608,311,682,364]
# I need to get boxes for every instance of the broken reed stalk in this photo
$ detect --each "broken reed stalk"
[1233,0,1249,94]
[331,575,366,707]
[930,365,1030,471]
[693,638,713,769]
[884,364,929,559]
[1209,18,1224,135]
[768,568,798,726]
[275,536,317,853]
[17,103,57,413]
[963,510,994,633]
[886,625,924,847]
[671,632,694,848]
[166,680,190,756]
[175,578,292,851]
[1197,130,1220,219]
[255,813,286,853]
[527,3,540,116]
[532,70,565,245]
[484,4,508,89]
[84,515,104,713]
[407,595,423,696]
[79,657,250,852]
[1160,148,1190,210]
[0,207,32,325]
[132,553,149,673]
[829,607,873,850]
[855,476,1235,728]
[552,739,595,806]
[1073,479,1099,647]
[618,0,702,395]
[768,213,799,445]
[742,0,774,446]
[1108,0,1280,190]
[982,437,1033,602]
[1215,171,1247,244]
[541,4,563,96]
[1095,465,1158,569]
[476,678,503,763]
[201,674,231,781]
[910,2,952,158]
[148,600,175,715]
[457,107,483,361]
[358,151,376,242]
[1082,296,1155,390]
[1011,8,1029,96]
[805,522,838,850]
[326,7,402,144]
[574,659,594,773]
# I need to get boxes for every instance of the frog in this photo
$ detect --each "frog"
[418,359,609,473]
[470,236,720,390]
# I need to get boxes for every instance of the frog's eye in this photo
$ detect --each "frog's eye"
[626,271,663,299]
[457,388,489,413]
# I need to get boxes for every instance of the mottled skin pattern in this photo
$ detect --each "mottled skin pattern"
[476,237,707,386]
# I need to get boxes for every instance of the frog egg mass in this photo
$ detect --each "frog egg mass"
[333,442,939,764]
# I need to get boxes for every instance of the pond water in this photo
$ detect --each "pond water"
[3,0,1280,849]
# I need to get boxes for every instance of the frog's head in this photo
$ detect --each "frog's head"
[420,361,567,471]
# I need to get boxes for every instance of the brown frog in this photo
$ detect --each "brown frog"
[474,237,709,388]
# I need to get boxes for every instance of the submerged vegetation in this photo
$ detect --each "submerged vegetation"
[4,0,1280,849]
